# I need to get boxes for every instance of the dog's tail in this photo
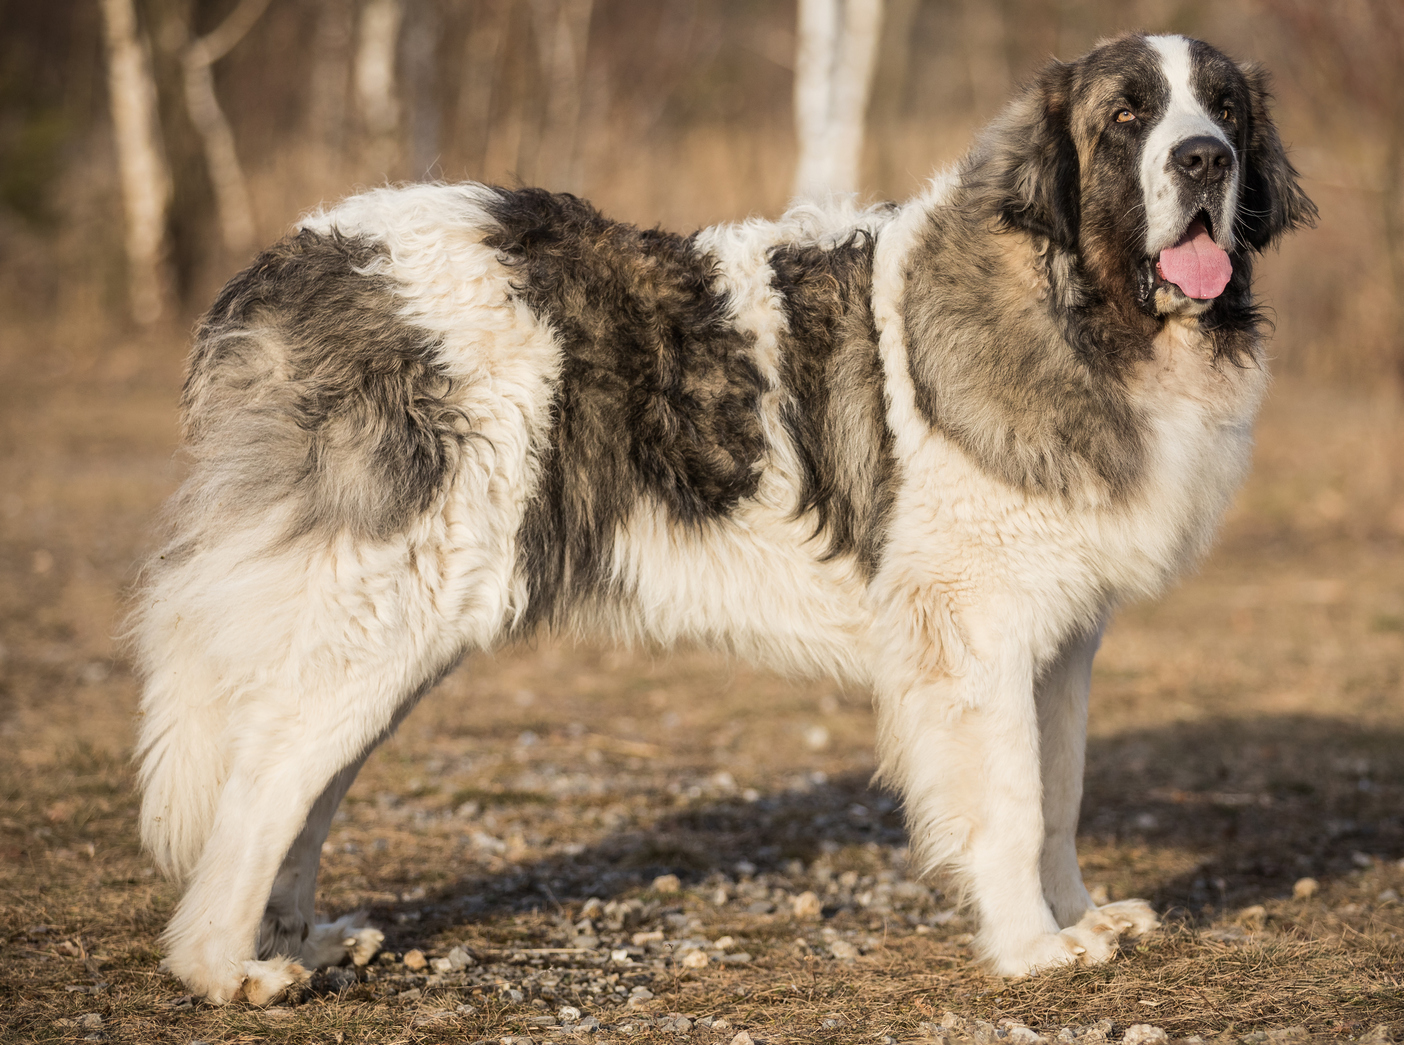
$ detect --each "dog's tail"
[127,539,243,884]
[132,667,230,884]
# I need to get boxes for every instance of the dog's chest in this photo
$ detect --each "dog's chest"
[898,327,1264,611]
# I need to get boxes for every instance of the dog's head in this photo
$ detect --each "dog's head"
[972,33,1315,320]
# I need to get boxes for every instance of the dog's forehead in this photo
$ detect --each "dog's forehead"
[1183,37,1250,108]
[1061,34,1250,151]
[1068,35,1246,110]
[1072,35,1165,102]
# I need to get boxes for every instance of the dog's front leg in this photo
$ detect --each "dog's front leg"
[875,601,1148,977]
[1036,622,1101,927]
[1037,622,1160,942]
[875,607,1063,975]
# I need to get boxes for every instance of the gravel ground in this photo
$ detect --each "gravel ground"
[4,335,1404,1042]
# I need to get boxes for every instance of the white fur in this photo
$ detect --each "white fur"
[135,40,1272,1000]
[1142,35,1242,255]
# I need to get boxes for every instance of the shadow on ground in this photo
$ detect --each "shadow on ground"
[368,713,1404,944]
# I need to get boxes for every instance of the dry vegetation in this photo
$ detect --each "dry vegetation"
[4,0,1404,1042]
[3,339,1404,1044]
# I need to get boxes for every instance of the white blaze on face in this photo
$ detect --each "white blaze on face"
[1140,35,1241,256]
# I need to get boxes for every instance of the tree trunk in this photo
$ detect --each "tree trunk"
[401,0,441,180]
[529,0,594,191]
[306,0,355,177]
[182,0,271,261]
[793,0,884,198]
[1385,126,1404,383]
[961,0,1009,118]
[458,0,514,179]
[356,0,405,176]
[98,0,174,324]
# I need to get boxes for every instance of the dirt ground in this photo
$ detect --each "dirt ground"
[2,318,1404,1044]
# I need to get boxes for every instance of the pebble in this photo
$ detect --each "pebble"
[652,874,682,894]
[402,948,428,971]
[1291,877,1318,899]
[827,939,859,960]
[448,945,476,969]
[681,949,710,968]
[730,1033,756,1045]
[791,891,823,919]
[1235,904,1267,929]
[1005,1026,1043,1043]
[1120,1026,1168,1044]
[322,965,357,991]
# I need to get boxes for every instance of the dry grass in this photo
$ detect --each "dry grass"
[3,316,1404,1045]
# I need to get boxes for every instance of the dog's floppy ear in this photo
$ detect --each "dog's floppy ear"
[1237,64,1317,251]
[974,60,1081,249]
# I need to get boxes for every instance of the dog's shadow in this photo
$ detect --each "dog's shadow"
[373,714,1404,939]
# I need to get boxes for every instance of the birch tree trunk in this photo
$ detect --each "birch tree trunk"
[182,0,271,260]
[793,0,884,199]
[98,0,173,324]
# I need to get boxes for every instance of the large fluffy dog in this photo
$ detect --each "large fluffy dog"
[132,33,1313,1003]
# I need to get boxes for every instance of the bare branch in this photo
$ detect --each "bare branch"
[178,0,272,257]
[189,0,276,68]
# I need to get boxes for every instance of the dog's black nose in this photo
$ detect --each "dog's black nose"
[1172,136,1234,183]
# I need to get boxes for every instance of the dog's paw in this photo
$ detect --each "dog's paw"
[1095,898,1159,938]
[988,932,1085,977]
[987,900,1160,977]
[344,925,384,967]
[237,957,311,1006]
[1059,899,1160,965]
[300,914,384,968]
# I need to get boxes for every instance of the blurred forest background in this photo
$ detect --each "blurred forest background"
[6,4,1404,1039]
[0,0,1400,384]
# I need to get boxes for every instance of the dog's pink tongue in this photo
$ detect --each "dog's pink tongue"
[1158,221,1232,300]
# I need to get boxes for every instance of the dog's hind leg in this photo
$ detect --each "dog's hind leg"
[159,658,437,1005]
[256,753,383,970]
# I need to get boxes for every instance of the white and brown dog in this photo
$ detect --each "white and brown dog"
[131,33,1313,1003]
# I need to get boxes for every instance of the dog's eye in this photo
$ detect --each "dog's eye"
[1114,109,1137,124]
[1219,107,1234,122]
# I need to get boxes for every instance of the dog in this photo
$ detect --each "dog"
[130,32,1313,1004]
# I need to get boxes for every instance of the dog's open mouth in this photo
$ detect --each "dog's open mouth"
[1152,212,1232,301]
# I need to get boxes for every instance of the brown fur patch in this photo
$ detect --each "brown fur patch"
[482,188,766,628]
[769,233,897,577]
[178,229,469,545]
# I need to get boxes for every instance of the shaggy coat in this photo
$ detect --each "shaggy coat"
[131,33,1314,1003]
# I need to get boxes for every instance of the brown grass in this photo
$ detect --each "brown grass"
[4,319,1404,1044]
